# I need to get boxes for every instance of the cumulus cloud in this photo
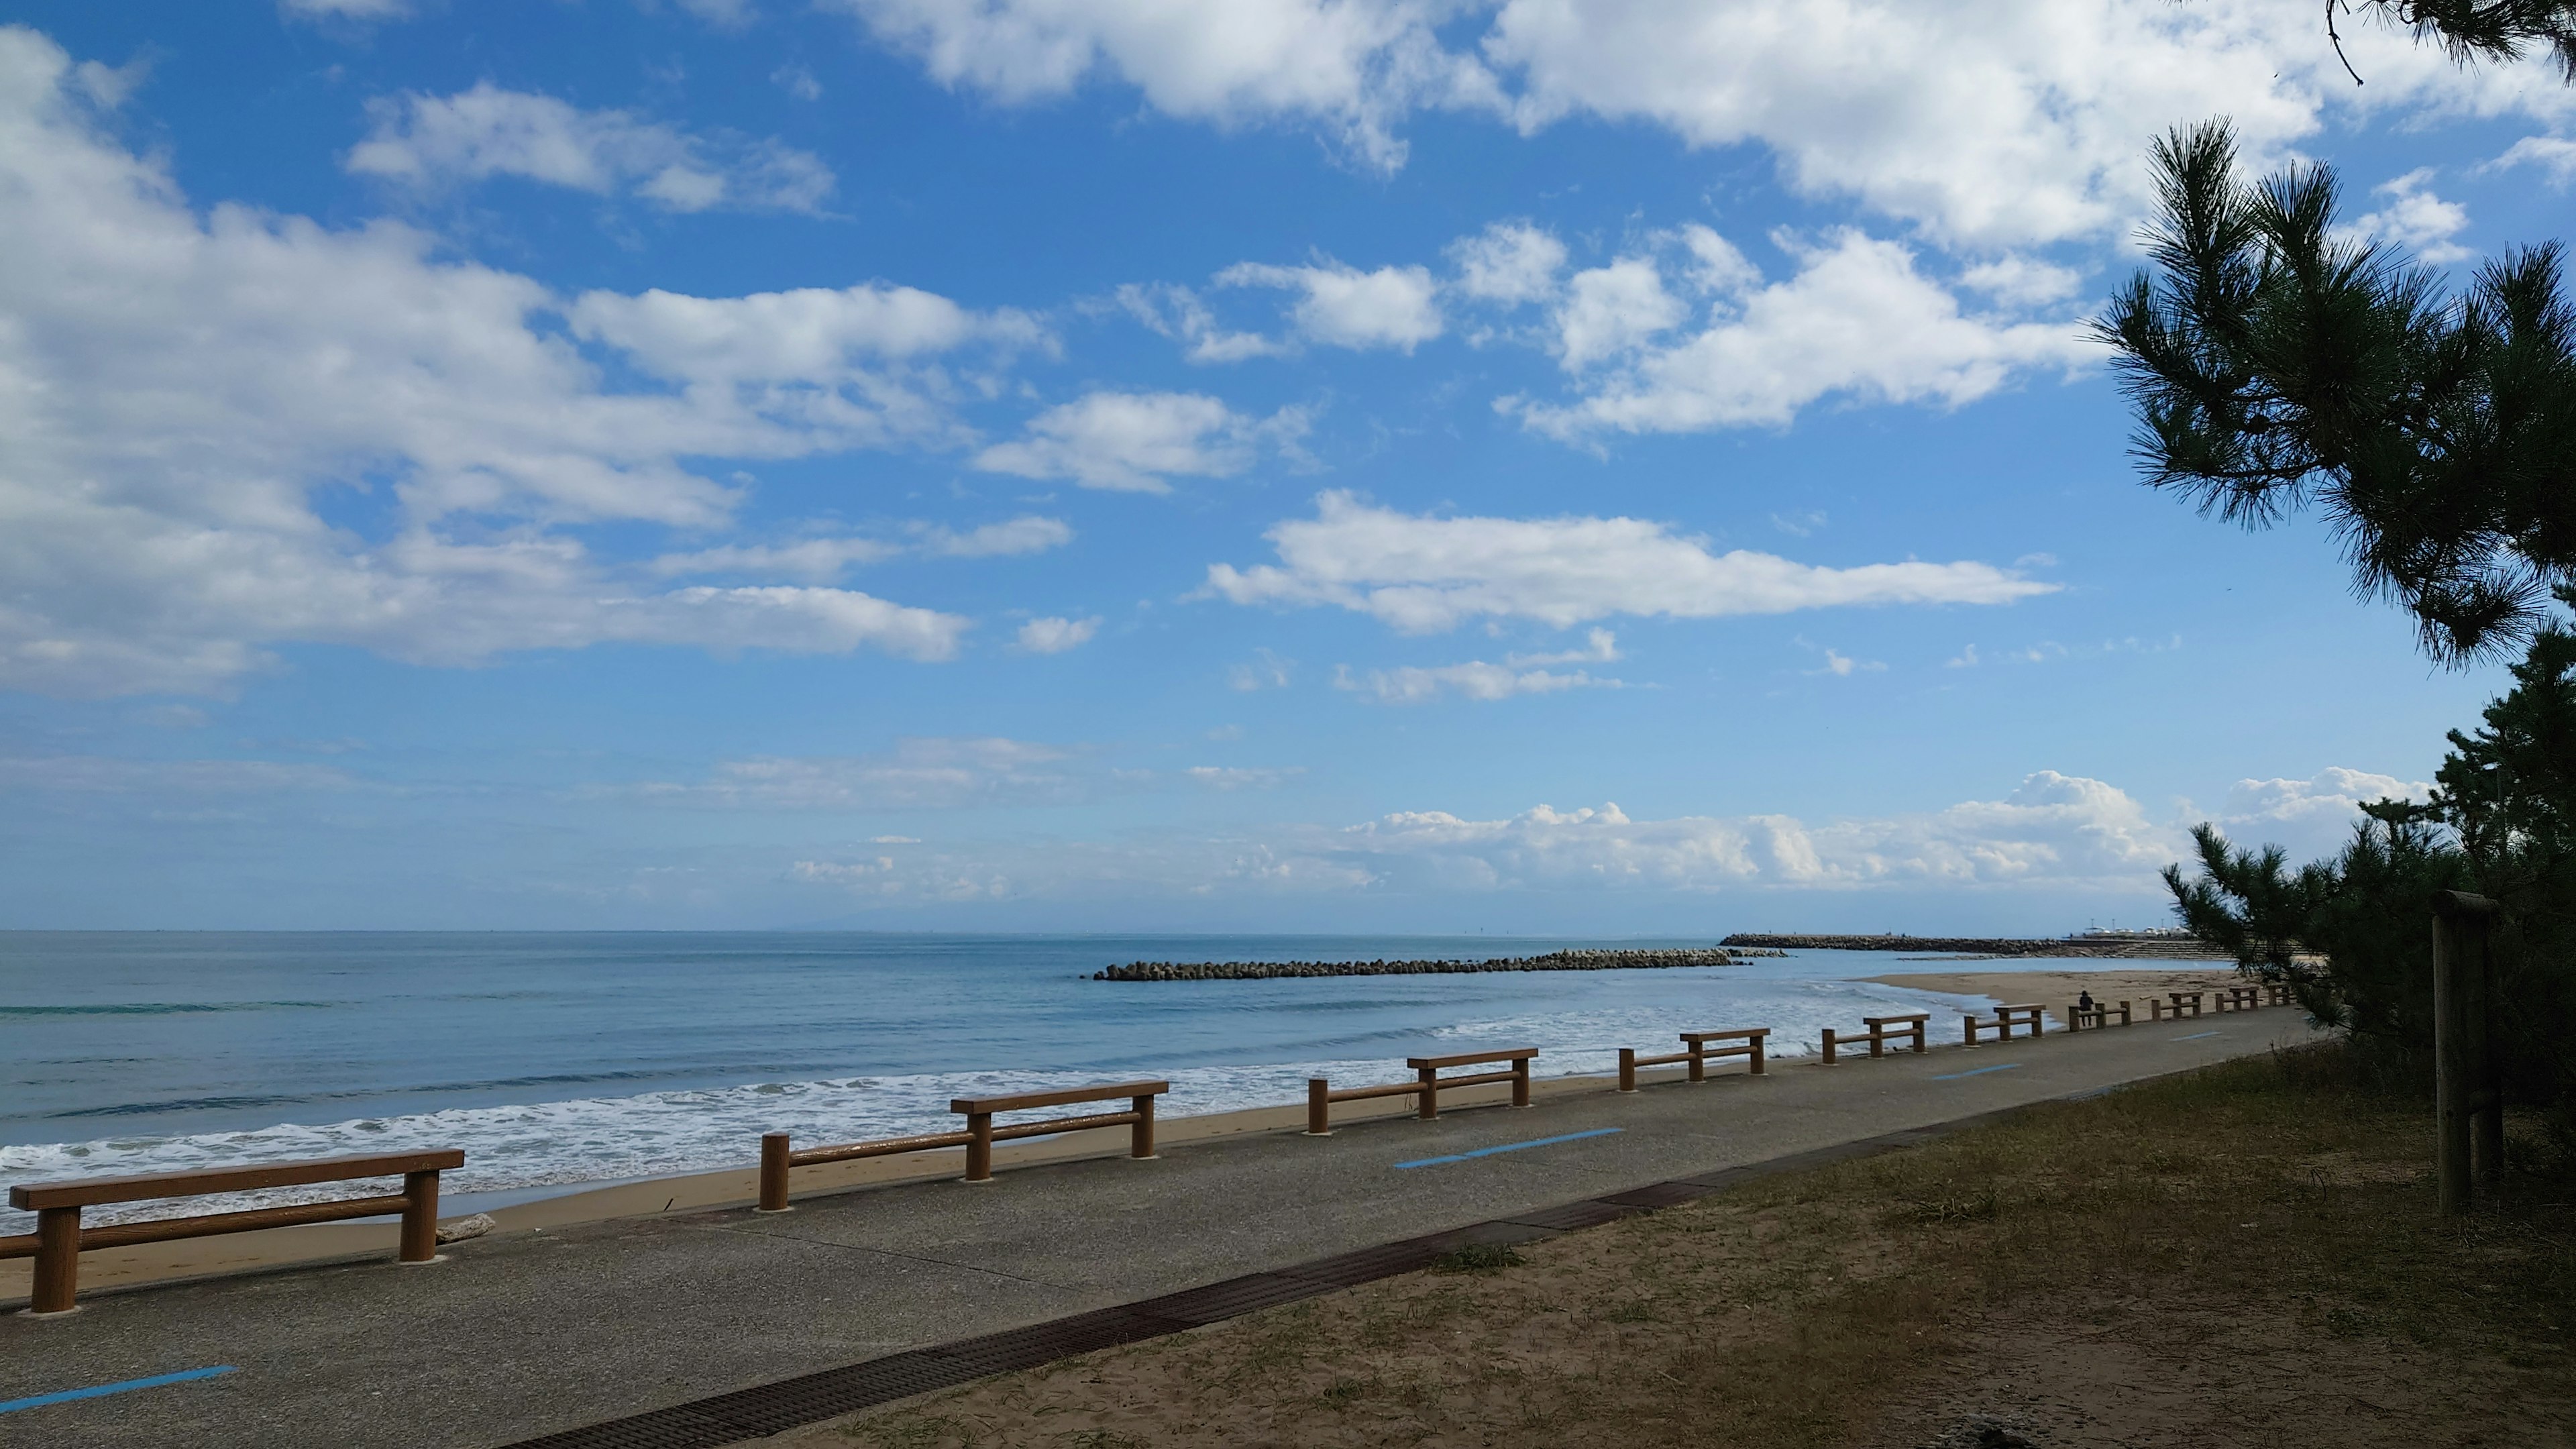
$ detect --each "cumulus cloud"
[0,30,1006,696]
[820,0,1497,172]
[1016,616,1101,653]
[2345,168,2473,263]
[823,1,2575,248]
[1116,282,1289,364]
[1448,221,1567,305]
[1511,228,2090,437]
[347,83,835,213]
[1205,491,2054,633]
[975,391,1303,491]
[1217,259,1444,351]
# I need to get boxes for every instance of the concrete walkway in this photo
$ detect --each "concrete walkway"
[0,1013,2323,1448]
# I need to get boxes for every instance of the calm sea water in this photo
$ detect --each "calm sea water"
[0,932,2180,1230]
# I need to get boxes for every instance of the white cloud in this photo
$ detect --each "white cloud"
[2493,133,2576,186]
[649,515,1069,580]
[1228,648,1295,691]
[1114,282,1290,364]
[629,738,1083,810]
[2345,168,2473,263]
[773,64,824,101]
[0,756,357,794]
[281,0,411,18]
[821,0,1497,172]
[1205,491,2054,633]
[0,30,994,696]
[1770,511,1827,537]
[1184,765,1303,789]
[1218,260,1444,352]
[1812,647,1884,677]
[1959,256,2083,307]
[1946,644,1980,668]
[568,283,1040,383]
[1448,221,1566,305]
[347,83,835,213]
[2220,767,2426,827]
[1335,659,1620,703]
[651,537,906,581]
[1328,771,2183,892]
[1016,615,1100,653]
[918,515,1074,557]
[1511,229,2090,438]
[975,391,1301,492]
[825,1,2576,248]
[1507,627,1619,667]
[1554,258,1684,370]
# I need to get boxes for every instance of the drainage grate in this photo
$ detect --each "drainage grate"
[925,1307,1180,1379]
[1132,1273,1330,1325]
[1597,1181,1710,1210]
[1501,1199,1636,1232]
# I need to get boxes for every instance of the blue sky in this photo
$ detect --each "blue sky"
[1,0,2568,932]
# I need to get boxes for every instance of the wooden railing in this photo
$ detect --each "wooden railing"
[1617,1028,1769,1091]
[1820,1012,1928,1065]
[1962,1003,2046,1046]
[2149,992,2206,1022]
[1305,1049,1535,1135]
[758,1080,1167,1208]
[2213,985,2262,1012]
[2067,999,2133,1030]
[2,1148,462,1314]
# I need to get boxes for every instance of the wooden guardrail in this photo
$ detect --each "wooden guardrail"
[2149,991,2206,1022]
[1821,1012,1928,1064]
[1305,1049,1535,1135]
[2,1148,462,1314]
[2068,998,2132,1030]
[1962,1003,2045,1046]
[1617,1028,1768,1090]
[759,1080,1167,1208]
[2213,985,2262,1012]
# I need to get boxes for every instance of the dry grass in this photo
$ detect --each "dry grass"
[777,1047,2576,1448]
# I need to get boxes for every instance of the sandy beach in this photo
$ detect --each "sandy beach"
[1869,965,2250,1008]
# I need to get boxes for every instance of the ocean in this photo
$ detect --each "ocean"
[0,932,2178,1231]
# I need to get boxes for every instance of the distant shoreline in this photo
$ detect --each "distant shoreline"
[1093,947,1779,981]
[1723,932,2232,960]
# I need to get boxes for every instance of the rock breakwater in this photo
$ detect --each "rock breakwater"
[1093,947,1741,982]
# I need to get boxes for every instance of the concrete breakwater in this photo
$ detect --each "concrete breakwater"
[1721,932,2231,960]
[1093,948,1745,982]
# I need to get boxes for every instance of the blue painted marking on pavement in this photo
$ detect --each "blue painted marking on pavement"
[2172,1031,2222,1041]
[1393,1128,1622,1169]
[0,1366,237,1415]
[1930,1063,2023,1081]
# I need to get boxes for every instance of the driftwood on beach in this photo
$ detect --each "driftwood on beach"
[1093,948,1749,982]
[1719,932,2233,960]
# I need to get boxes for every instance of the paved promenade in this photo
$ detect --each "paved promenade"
[0,1013,2324,1448]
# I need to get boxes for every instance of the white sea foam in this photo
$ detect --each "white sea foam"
[0,975,1986,1234]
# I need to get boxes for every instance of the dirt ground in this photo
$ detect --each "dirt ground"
[767,1049,2575,1449]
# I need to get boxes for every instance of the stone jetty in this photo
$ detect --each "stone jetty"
[1094,947,1744,982]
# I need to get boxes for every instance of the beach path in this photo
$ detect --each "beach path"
[0,1005,2324,1448]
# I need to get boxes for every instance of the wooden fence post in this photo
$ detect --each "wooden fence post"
[1130,1092,1158,1159]
[398,1169,441,1263]
[2432,890,2501,1216]
[1511,1055,1532,1108]
[758,1133,792,1211]
[965,1112,994,1183]
[31,1205,80,1315]
[1617,1049,1638,1093]
[1417,1063,1440,1119]
[1306,1078,1332,1134]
